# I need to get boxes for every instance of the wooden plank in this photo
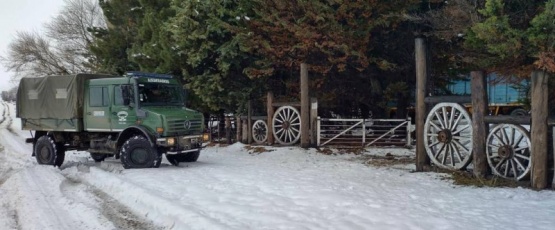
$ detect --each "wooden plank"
[267,91,274,145]
[239,116,267,121]
[415,37,430,171]
[471,71,488,178]
[531,70,548,189]
[424,96,471,104]
[484,116,531,124]
[301,63,310,148]
[272,102,301,107]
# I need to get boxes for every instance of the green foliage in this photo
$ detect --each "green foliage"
[465,0,555,75]
[235,0,415,77]
[89,0,141,74]
[166,0,263,113]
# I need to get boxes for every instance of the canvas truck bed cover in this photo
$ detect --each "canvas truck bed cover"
[17,74,116,119]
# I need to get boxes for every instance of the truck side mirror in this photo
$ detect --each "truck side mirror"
[121,85,132,106]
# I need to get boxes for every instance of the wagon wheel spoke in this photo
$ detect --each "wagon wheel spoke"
[452,125,470,135]
[514,153,530,161]
[441,107,449,129]
[448,107,456,130]
[424,103,473,170]
[429,121,442,132]
[513,158,526,171]
[272,106,301,145]
[486,124,531,181]
[434,111,446,129]
[513,135,525,148]
[453,141,470,162]
[452,113,463,131]
[434,143,446,159]
[428,140,441,148]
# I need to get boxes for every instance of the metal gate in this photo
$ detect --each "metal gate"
[317,117,412,148]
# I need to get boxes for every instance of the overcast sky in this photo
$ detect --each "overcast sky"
[0,0,66,92]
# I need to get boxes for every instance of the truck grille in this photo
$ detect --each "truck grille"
[167,119,203,135]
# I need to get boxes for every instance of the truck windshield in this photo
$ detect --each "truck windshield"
[137,83,184,106]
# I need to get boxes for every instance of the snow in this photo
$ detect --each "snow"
[1,100,555,229]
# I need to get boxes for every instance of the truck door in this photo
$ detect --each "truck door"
[111,84,137,131]
[85,86,111,131]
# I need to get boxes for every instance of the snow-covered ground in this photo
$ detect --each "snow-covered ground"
[1,100,555,230]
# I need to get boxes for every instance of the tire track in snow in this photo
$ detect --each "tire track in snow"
[0,101,7,128]
[65,164,230,230]
[0,101,21,187]
[0,102,15,134]
[61,171,162,230]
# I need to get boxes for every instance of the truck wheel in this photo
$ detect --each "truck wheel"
[120,136,160,169]
[35,136,64,167]
[165,154,180,166]
[510,108,528,116]
[55,143,65,167]
[90,153,107,162]
[181,151,200,162]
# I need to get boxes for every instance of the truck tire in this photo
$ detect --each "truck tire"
[181,151,200,162]
[120,135,161,169]
[510,108,528,116]
[90,153,107,162]
[165,154,180,166]
[35,136,65,167]
[55,143,66,167]
[165,151,200,166]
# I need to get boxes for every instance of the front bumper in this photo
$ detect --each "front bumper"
[156,135,203,155]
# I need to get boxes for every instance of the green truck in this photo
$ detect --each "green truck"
[16,72,204,168]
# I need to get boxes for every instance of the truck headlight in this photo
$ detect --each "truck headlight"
[167,138,176,146]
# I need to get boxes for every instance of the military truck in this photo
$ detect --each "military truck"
[16,72,204,168]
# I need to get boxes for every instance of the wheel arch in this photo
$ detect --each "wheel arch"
[116,126,156,150]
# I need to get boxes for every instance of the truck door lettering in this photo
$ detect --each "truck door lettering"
[93,111,105,116]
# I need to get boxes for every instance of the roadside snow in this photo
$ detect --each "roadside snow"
[1,100,555,230]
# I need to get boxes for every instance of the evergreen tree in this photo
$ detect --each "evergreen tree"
[166,0,263,113]
[89,0,142,74]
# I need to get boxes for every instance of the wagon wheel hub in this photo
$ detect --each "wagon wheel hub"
[437,129,452,143]
[498,145,514,160]
[282,121,290,130]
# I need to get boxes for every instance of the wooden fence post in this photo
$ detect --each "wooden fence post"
[236,116,242,143]
[471,71,489,178]
[301,63,310,148]
[248,100,253,144]
[310,97,318,147]
[415,36,430,171]
[267,91,274,145]
[531,70,548,189]
[225,116,232,144]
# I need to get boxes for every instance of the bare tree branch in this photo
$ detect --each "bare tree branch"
[0,0,106,81]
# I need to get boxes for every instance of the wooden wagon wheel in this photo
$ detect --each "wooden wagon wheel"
[272,106,301,145]
[252,120,268,144]
[486,124,531,181]
[424,102,473,170]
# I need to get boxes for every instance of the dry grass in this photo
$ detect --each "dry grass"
[360,153,414,167]
[317,147,365,155]
[435,169,522,188]
[244,145,275,155]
